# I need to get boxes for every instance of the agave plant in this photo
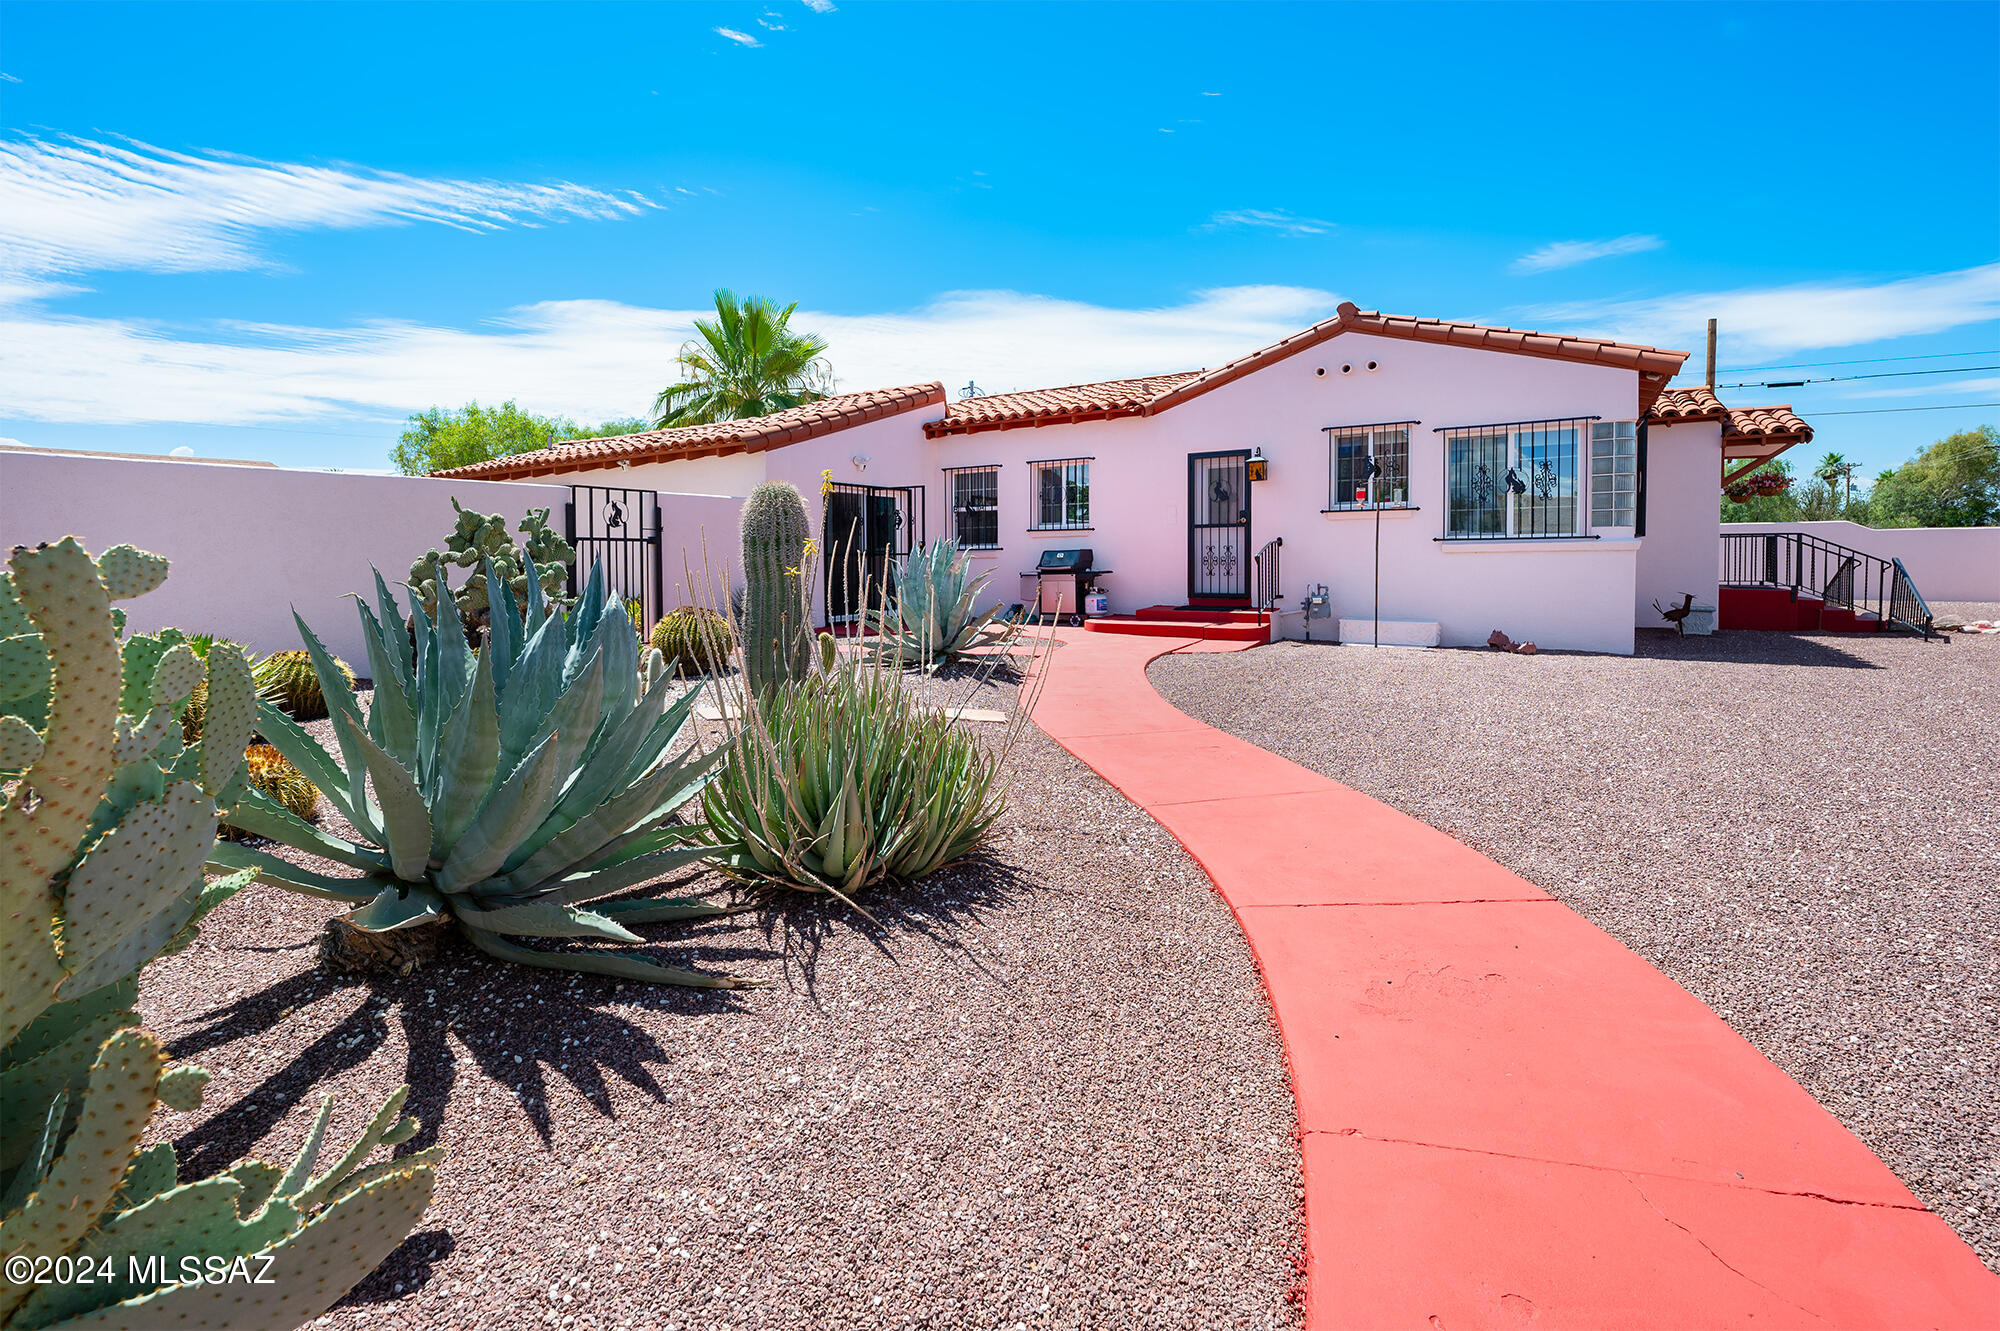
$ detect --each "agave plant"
[700,633,1006,899]
[865,538,1013,671]
[208,558,751,988]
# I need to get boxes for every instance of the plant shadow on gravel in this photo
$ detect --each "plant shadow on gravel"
[338,1229,457,1307]
[751,850,1035,1004]
[166,912,772,1174]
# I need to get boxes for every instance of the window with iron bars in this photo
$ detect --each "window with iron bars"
[1029,458,1091,531]
[1325,422,1415,510]
[1439,417,1597,539]
[945,466,1000,548]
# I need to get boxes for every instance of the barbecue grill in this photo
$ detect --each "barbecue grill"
[1022,548,1111,626]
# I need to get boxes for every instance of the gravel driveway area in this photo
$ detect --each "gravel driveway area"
[139,664,1302,1330]
[1152,624,1999,1271]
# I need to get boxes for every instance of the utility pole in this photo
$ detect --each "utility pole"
[1706,318,1717,389]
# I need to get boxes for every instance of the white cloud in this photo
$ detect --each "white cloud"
[1512,234,1663,274]
[1205,208,1335,238]
[0,73,20,84]
[800,0,836,12]
[713,26,762,46]
[0,286,1341,429]
[0,134,655,286]
[1530,264,2000,360]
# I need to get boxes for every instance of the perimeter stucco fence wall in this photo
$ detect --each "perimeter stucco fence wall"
[0,450,747,666]
[1724,520,2000,603]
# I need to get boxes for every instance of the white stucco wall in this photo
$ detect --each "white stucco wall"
[1635,420,1722,628]
[1723,520,2000,602]
[0,451,569,664]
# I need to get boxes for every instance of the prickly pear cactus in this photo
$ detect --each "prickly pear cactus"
[741,482,812,696]
[0,540,438,1330]
[408,498,573,636]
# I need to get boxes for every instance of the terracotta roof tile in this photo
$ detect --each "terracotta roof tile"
[923,372,1200,439]
[1648,385,1729,422]
[431,382,947,480]
[1140,302,1689,417]
[1724,403,1813,443]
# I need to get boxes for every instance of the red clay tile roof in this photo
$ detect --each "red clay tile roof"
[431,382,947,480]
[1647,385,1729,422]
[924,302,1689,437]
[923,372,1200,438]
[1144,301,1690,417]
[1724,403,1813,444]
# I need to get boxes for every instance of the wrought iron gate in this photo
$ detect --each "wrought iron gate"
[565,485,663,630]
[823,483,924,624]
[1188,450,1251,602]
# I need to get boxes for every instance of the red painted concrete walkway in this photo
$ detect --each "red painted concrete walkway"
[1026,629,2000,1330]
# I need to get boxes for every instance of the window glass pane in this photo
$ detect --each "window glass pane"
[1334,433,1369,506]
[952,469,998,547]
[1589,423,1637,528]
[1067,463,1090,526]
[1036,465,1064,527]
[1448,433,1508,535]
[1516,426,1577,536]
[1376,429,1409,505]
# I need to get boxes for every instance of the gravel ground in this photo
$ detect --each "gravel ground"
[137,659,1302,1331]
[1151,624,1999,1270]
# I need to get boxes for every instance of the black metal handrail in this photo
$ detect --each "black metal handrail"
[1254,536,1283,621]
[1720,531,1935,637]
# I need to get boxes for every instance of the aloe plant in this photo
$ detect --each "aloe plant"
[210,558,750,987]
[699,632,1005,899]
[866,538,1012,671]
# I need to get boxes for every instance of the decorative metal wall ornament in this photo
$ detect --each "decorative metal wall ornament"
[1474,465,1497,504]
[1533,460,1557,498]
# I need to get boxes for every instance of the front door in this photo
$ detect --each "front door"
[1188,450,1251,603]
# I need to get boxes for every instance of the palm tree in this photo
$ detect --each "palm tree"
[651,290,834,428]
[1815,451,1856,509]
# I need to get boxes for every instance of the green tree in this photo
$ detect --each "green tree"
[391,403,650,475]
[1866,426,2000,528]
[652,289,833,428]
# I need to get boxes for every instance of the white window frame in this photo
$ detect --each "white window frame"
[947,466,1000,549]
[1326,424,1414,511]
[1444,421,1585,539]
[1029,458,1091,531]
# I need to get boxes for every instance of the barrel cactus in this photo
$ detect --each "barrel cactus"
[221,743,320,840]
[257,647,353,722]
[0,538,436,1330]
[648,605,735,678]
[867,538,1013,671]
[741,482,812,696]
[208,558,753,988]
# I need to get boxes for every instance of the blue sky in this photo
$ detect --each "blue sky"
[2,0,1995,477]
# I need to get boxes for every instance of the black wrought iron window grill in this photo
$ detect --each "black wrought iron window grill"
[943,465,1001,549]
[1324,421,1417,511]
[1028,457,1092,531]
[1437,416,1598,540]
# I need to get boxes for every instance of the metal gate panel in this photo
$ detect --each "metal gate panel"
[823,483,924,624]
[566,485,664,630]
[1188,451,1251,601]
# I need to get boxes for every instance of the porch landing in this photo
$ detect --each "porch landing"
[1082,604,1270,643]
[1025,627,1999,1329]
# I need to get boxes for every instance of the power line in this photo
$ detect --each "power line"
[1804,402,2000,416]
[1716,349,1999,375]
[1717,365,1999,390]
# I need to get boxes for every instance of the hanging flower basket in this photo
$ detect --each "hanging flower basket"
[1724,480,1755,503]
[1751,473,1791,497]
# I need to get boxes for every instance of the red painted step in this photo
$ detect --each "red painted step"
[1818,606,1884,634]
[1132,604,1270,624]
[1085,614,1269,642]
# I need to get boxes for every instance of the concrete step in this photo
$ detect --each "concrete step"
[1132,604,1269,624]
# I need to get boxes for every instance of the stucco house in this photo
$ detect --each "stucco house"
[436,302,1816,655]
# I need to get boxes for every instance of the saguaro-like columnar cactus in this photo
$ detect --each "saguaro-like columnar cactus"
[0,539,437,1331]
[740,482,812,696]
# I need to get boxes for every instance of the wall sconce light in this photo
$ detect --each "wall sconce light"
[1246,447,1268,481]
[851,455,869,472]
